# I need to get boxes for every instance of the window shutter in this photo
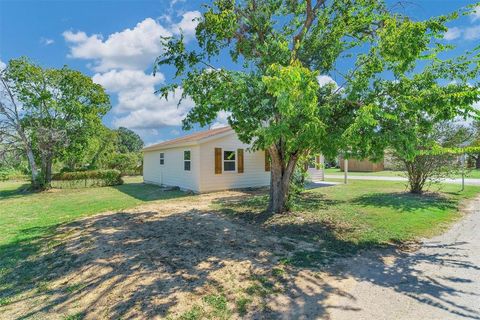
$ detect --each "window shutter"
[264,150,271,172]
[237,148,244,173]
[215,148,222,174]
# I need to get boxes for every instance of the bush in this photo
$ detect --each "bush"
[52,169,123,188]
[0,168,29,181]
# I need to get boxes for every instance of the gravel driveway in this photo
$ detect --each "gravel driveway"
[327,196,480,320]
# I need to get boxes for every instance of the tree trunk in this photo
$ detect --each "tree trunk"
[405,159,427,194]
[267,145,298,213]
[476,156,480,169]
[25,148,40,188]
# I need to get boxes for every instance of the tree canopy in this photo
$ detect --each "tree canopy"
[116,127,144,153]
[0,57,111,187]
[156,0,480,212]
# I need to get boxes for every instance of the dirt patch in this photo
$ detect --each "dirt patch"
[0,191,344,319]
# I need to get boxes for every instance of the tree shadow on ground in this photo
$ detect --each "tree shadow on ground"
[0,182,34,200]
[351,191,457,212]
[0,190,478,319]
[112,182,188,202]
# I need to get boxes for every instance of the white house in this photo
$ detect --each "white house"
[142,126,324,193]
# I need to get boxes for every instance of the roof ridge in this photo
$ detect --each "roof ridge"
[142,126,232,151]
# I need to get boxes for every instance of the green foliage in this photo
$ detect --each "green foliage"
[106,152,142,175]
[116,127,144,153]
[0,168,28,181]
[52,169,123,187]
[155,0,480,212]
[2,57,111,186]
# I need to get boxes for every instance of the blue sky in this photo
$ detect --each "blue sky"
[1,0,479,145]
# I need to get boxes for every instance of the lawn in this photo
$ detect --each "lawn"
[0,176,185,247]
[1,177,479,318]
[216,180,480,265]
[324,167,480,179]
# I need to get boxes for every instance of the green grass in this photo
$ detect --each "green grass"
[217,180,480,266]
[324,167,480,179]
[0,176,185,247]
[0,176,186,303]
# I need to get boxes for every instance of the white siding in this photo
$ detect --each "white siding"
[198,133,270,192]
[143,145,201,191]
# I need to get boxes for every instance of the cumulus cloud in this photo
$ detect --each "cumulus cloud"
[63,18,172,72]
[113,88,194,129]
[92,69,192,126]
[0,59,6,70]
[317,75,338,88]
[92,69,164,93]
[171,11,201,39]
[444,27,462,40]
[464,25,480,40]
[64,13,205,132]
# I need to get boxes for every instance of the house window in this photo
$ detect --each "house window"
[184,150,191,171]
[159,152,164,165]
[223,150,236,172]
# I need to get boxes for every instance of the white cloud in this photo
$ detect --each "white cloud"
[171,11,201,39]
[317,75,338,88]
[40,37,55,46]
[0,59,6,70]
[464,25,480,40]
[211,111,231,129]
[113,88,194,129]
[92,69,163,93]
[444,27,462,40]
[63,18,172,72]
[64,13,203,132]
[471,6,480,22]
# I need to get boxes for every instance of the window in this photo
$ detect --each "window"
[159,152,165,165]
[223,150,236,172]
[184,150,191,171]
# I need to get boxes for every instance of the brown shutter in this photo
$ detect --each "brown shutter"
[215,148,222,174]
[264,150,270,172]
[237,148,244,173]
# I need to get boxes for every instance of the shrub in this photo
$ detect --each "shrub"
[0,168,29,181]
[52,169,123,188]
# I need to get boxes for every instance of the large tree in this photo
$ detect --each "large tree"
[116,127,144,153]
[156,0,479,212]
[1,58,110,187]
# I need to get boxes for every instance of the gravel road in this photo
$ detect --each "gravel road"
[327,196,480,320]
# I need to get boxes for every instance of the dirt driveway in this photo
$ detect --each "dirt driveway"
[1,191,479,319]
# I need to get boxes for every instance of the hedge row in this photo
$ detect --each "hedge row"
[52,169,123,186]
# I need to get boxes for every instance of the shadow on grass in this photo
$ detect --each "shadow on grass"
[112,182,188,202]
[0,182,34,200]
[351,191,457,212]
[0,189,479,319]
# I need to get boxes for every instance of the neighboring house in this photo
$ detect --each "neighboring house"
[142,126,324,193]
[339,152,397,172]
